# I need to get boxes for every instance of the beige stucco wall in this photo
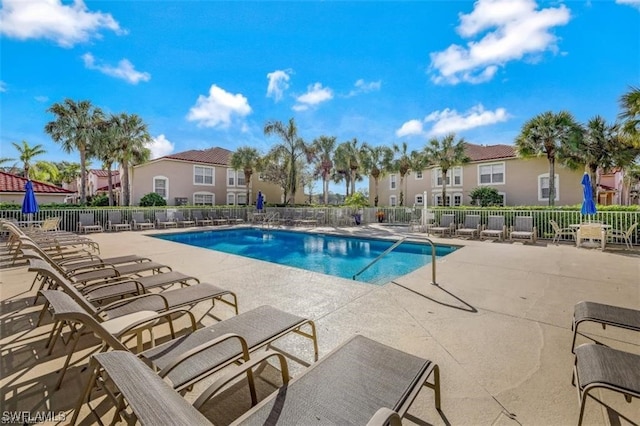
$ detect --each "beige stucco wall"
[371,157,585,207]
[130,159,294,206]
[0,193,69,204]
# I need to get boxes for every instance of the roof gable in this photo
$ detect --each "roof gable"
[0,171,73,194]
[161,147,232,166]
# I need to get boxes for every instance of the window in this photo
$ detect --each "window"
[415,194,424,205]
[479,163,505,185]
[227,193,235,205]
[194,166,214,185]
[389,195,397,206]
[237,193,247,205]
[227,169,235,186]
[433,167,462,187]
[415,171,423,180]
[538,174,559,201]
[237,172,246,186]
[434,194,452,206]
[453,193,462,206]
[153,176,168,198]
[193,193,214,205]
[497,192,506,206]
[390,174,397,190]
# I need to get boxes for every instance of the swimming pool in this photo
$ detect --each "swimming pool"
[153,228,457,285]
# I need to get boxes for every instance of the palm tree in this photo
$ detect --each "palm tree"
[515,111,582,207]
[264,118,308,205]
[392,142,426,206]
[11,140,46,178]
[361,144,394,207]
[619,86,640,147]
[94,117,121,206]
[45,99,104,204]
[230,146,262,206]
[423,134,469,206]
[110,113,152,206]
[58,162,82,188]
[309,135,336,205]
[334,138,364,197]
[30,161,60,183]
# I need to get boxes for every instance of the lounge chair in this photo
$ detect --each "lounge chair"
[572,344,640,426]
[549,219,575,245]
[156,212,178,229]
[132,212,155,230]
[174,211,195,227]
[107,211,131,232]
[78,213,103,234]
[509,216,537,244]
[210,210,229,225]
[427,214,455,237]
[192,210,213,226]
[576,223,605,249]
[480,216,506,241]
[571,301,640,353]
[456,215,481,239]
[607,222,638,249]
[76,334,440,426]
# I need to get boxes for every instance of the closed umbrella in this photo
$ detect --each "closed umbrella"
[580,173,597,221]
[22,179,39,223]
[256,191,264,211]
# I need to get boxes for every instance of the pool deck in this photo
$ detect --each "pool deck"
[1,224,639,425]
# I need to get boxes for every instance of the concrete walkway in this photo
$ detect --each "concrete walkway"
[1,225,638,425]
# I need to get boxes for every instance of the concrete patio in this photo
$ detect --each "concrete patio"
[1,224,638,425]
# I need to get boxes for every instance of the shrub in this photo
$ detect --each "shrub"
[469,187,503,207]
[139,192,167,207]
[89,194,109,207]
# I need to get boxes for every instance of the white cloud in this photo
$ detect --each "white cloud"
[35,95,49,102]
[425,104,509,135]
[266,69,292,101]
[0,81,6,92]
[293,83,333,111]
[616,0,640,9]
[429,0,571,84]
[82,53,150,84]
[187,84,252,128]
[147,134,175,159]
[347,79,382,97]
[396,120,424,137]
[0,0,123,48]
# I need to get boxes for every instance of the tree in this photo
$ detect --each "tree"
[57,161,82,187]
[423,133,469,206]
[469,187,503,206]
[45,99,104,204]
[341,138,365,196]
[110,113,152,206]
[619,86,640,148]
[361,144,394,207]
[94,117,121,206]
[332,142,352,197]
[264,118,309,205]
[309,135,337,205]
[230,146,262,206]
[30,161,59,183]
[392,142,426,206]
[515,111,581,207]
[11,140,46,178]
[261,148,290,204]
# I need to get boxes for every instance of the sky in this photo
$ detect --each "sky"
[1,0,639,194]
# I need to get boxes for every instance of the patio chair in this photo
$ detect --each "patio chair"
[77,334,440,426]
[131,212,155,230]
[156,212,178,229]
[427,214,456,237]
[456,215,481,239]
[549,219,575,245]
[174,211,195,227]
[210,210,229,225]
[509,216,537,244]
[607,222,638,249]
[480,216,506,241]
[78,213,103,234]
[576,223,605,249]
[571,301,640,353]
[192,210,213,226]
[572,344,640,426]
[107,211,132,232]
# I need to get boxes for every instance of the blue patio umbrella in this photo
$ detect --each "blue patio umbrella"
[22,179,39,221]
[580,173,597,219]
[256,191,264,211]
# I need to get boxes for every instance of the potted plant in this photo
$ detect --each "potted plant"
[376,210,385,223]
[344,192,370,226]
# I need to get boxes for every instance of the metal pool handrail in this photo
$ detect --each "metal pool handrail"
[352,236,408,281]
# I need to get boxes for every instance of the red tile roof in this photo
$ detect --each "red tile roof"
[162,147,232,165]
[97,175,122,191]
[465,143,515,162]
[91,169,120,178]
[0,171,73,194]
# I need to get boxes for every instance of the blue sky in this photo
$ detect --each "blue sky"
[1,0,639,194]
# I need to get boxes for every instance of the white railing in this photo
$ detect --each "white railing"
[1,206,638,245]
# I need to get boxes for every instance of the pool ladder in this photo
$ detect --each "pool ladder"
[352,236,438,285]
[261,212,280,229]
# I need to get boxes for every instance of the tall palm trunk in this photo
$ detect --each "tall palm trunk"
[122,159,130,206]
[107,166,114,206]
[80,148,87,204]
[548,157,556,207]
[441,170,448,206]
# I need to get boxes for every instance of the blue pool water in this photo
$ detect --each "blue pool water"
[153,228,457,285]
